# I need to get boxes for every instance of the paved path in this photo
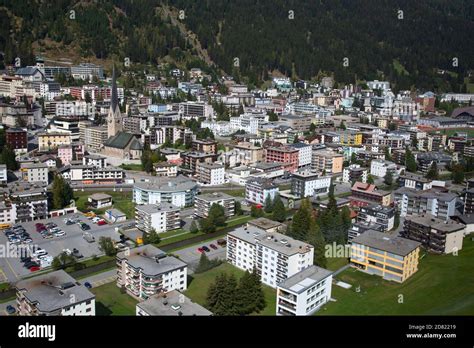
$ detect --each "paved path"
[79,269,117,288]
[333,264,350,277]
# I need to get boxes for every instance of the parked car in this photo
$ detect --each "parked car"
[84,281,92,289]
[217,239,227,247]
[97,219,107,226]
[29,266,40,272]
[24,261,39,269]
[6,305,16,315]
[92,217,101,223]
[197,247,204,253]
[65,219,75,225]
[80,223,91,231]
[202,246,210,252]
[32,248,47,257]
[72,248,83,258]
[209,244,218,250]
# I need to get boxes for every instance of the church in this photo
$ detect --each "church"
[102,66,143,160]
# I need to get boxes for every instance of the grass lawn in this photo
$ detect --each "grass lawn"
[74,191,136,219]
[326,257,349,272]
[119,164,143,171]
[430,128,474,138]
[91,282,138,315]
[184,263,277,315]
[317,237,474,315]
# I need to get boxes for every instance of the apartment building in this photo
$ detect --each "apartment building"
[181,151,219,175]
[370,159,400,178]
[194,192,235,218]
[402,215,465,254]
[311,148,344,174]
[197,162,225,186]
[116,245,187,300]
[358,204,395,232]
[8,183,48,222]
[398,172,432,191]
[83,154,107,168]
[342,164,368,183]
[245,177,279,205]
[5,128,28,154]
[265,146,299,173]
[37,132,72,152]
[276,265,333,316]
[291,171,331,198]
[20,163,48,184]
[192,139,217,154]
[350,182,392,207]
[136,291,212,316]
[347,220,384,243]
[133,175,199,208]
[231,142,264,166]
[288,142,312,168]
[416,152,452,173]
[350,229,421,283]
[395,187,457,221]
[0,164,7,185]
[178,101,213,119]
[80,124,108,153]
[66,166,124,184]
[227,222,314,288]
[16,270,95,316]
[135,203,180,234]
[153,162,178,177]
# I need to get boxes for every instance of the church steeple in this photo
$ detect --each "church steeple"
[107,64,123,138]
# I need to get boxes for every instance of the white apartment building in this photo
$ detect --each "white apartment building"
[245,177,279,205]
[291,171,331,198]
[20,163,48,184]
[65,165,124,183]
[367,80,390,91]
[227,222,314,288]
[9,183,48,223]
[276,265,333,316]
[370,159,399,178]
[16,270,96,316]
[342,164,368,184]
[201,120,233,136]
[197,162,225,186]
[117,245,188,300]
[83,154,107,168]
[133,175,199,208]
[230,113,266,134]
[289,143,312,168]
[135,203,180,234]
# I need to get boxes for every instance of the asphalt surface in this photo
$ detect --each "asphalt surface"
[0,213,125,283]
[174,238,227,274]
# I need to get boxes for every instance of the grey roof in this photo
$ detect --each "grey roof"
[15,270,95,314]
[89,193,112,201]
[229,225,312,256]
[136,203,180,214]
[248,217,283,231]
[352,230,421,256]
[278,265,333,294]
[136,291,212,316]
[195,192,234,202]
[104,132,136,149]
[134,175,197,193]
[405,214,465,233]
[117,245,187,276]
[400,172,431,183]
[106,208,126,217]
[395,187,457,202]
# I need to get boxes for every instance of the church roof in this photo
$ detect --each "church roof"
[130,138,143,150]
[104,132,136,149]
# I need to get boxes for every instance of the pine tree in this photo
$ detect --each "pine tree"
[264,195,273,213]
[190,220,199,233]
[271,195,287,222]
[384,171,393,186]
[288,198,312,241]
[425,162,439,180]
[208,203,226,227]
[405,147,417,172]
[307,219,327,268]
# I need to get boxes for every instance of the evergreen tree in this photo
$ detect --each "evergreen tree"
[425,162,439,180]
[288,198,312,241]
[307,219,327,268]
[234,201,243,216]
[52,175,73,209]
[206,273,239,316]
[199,217,215,234]
[384,171,393,186]
[451,164,465,184]
[250,205,264,218]
[0,146,18,170]
[208,203,226,227]
[367,175,375,184]
[264,195,273,213]
[405,147,417,172]
[271,194,287,222]
[190,220,199,233]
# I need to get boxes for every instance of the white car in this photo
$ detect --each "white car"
[54,230,66,237]
[32,248,47,257]
[92,217,101,223]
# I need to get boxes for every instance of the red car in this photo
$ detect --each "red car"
[97,220,107,226]
[197,247,204,253]
[209,244,218,250]
[29,266,40,272]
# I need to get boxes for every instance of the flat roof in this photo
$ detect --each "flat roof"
[15,270,95,313]
[278,265,333,294]
[248,217,283,231]
[229,225,312,256]
[405,214,465,233]
[89,193,112,201]
[136,203,180,214]
[134,175,197,193]
[117,245,187,276]
[352,230,421,256]
[196,192,234,202]
[136,291,212,316]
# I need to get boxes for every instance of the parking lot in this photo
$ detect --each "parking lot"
[174,238,227,274]
[0,213,125,282]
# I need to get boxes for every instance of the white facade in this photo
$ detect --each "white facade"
[290,144,312,168]
[227,224,314,288]
[292,171,331,198]
[0,164,7,184]
[276,266,333,316]
[135,203,180,233]
[370,159,398,178]
[22,164,48,184]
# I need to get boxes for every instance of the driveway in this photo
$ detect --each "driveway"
[174,239,227,274]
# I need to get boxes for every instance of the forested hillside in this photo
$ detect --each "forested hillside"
[1,0,473,91]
